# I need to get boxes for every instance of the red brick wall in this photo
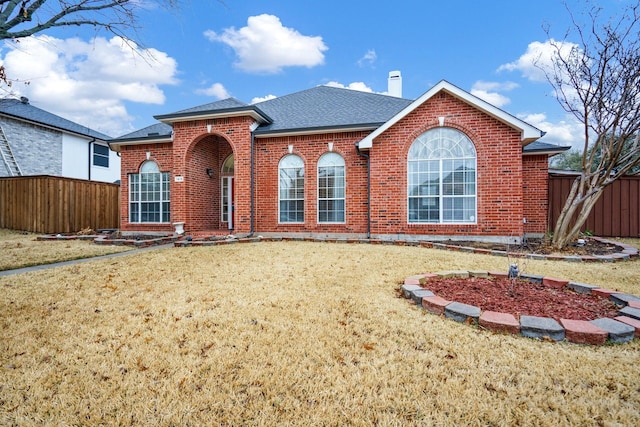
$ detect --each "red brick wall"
[522,154,550,235]
[254,132,369,234]
[171,117,252,233]
[119,142,174,233]
[368,91,525,239]
[119,91,542,241]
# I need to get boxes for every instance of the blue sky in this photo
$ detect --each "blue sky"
[0,0,631,147]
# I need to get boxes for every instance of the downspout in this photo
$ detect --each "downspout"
[87,138,96,181]
[248,122,259,236]
[355,143,371,239]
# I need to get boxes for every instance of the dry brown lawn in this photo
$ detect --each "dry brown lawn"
[1,233,640,426]
[0,229,133,271]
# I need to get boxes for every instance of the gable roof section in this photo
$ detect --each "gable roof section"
[253,86,412,137]
[109,123,173,152]
[0,98,111,140]
[154,97,273,124]
[357,80,544,149]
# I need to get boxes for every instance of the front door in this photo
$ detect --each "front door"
[222,176,234,230]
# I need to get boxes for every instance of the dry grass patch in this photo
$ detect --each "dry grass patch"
[1,241,640,425]
[0,229,132,271]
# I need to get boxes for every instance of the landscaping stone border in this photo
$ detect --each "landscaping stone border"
[173,235,638,262]
[38,233,180,248]
[37,233,639,263]
[401,270,640,345]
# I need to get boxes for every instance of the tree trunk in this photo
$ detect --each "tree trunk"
[551,176,605,249]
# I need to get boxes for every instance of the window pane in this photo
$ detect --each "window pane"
[318,153,345,223]
[93,144,109,167]
[279,155,305,223]
[128,163,170,224]
[408,128,476,224]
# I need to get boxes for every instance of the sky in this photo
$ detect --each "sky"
[0,0,632,148]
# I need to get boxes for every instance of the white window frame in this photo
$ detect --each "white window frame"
[221,154,234,225]
[317,152,345,224]
[407,128,477,224]
[129,161,170,223]
[278,154,305,223]
[93,143,110,168]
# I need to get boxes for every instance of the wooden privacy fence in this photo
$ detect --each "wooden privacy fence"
[0,175,120,234]
[549,172,640,237]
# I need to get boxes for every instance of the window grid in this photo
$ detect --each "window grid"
[408,129,476,224]
[279,155,304,223]
[318,152,345,223]
[93,144,109,167]
[129,161,170,223]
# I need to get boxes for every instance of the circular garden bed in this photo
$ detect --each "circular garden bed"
[401,270,640,345]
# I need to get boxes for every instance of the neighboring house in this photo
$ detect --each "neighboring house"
[110,76,568,243]
[0,97,120,183]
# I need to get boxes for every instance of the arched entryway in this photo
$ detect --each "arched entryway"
[185,134,234,233]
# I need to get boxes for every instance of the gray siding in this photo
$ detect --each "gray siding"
[0,117,62,177]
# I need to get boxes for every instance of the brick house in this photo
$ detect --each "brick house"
[0,97,120,182]
[109,78,567,243]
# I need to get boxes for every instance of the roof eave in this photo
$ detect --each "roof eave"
[109,135,173,152]
[254,123,382,138]
[154,106,272,125]
[523,147,571,157]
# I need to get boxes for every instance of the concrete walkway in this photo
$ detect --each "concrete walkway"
[0,244,174,277]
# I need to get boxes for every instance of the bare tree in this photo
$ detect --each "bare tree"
[542,2,640,249]
[0,0,175,41]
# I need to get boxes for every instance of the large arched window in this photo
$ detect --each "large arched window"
[318,152,345,223]
[129,160,170,223]
[408,128,476,223]
[279,154,304,223]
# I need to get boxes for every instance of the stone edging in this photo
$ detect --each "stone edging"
[36,234,639,262]
[172,235,638,262]
[38,234,180,248]
[401,270,640,345]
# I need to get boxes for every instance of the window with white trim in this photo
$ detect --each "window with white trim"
[129,161,170,223]
[408,128,476,223]
[318,152,345,223]
[279,154,304,223]
[93,144,109,167]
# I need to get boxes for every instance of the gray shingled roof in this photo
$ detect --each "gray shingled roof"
[169,97,249,115]
[254,86,413,134]
[0,98,111,140]
[523,140,570,154]
[115,122,173,140]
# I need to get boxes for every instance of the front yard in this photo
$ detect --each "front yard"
[0,229,132,271]
[1,232,639,425]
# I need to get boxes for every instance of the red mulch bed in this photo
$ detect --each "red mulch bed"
[423,276,620,321]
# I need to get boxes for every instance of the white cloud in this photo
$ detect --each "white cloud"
[196,82,230,99]
[204,14,328,73]
[519,112,584,150]
[357,49,377,67]
[251,94,277,104]
[1,35,178,137]
[470,80,518,107]
[324,81,374,93]
[498,39,579,82]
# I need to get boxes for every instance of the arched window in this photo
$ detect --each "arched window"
[279,155,304,223]
[318,152,345,223]
[408,128,476,223]
[129,161,170,223]
[222,154,234,175]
